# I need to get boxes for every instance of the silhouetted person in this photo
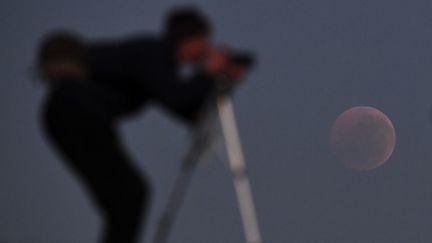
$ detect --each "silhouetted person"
[37,7,246,243]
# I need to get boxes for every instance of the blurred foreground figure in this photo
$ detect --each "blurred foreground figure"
[37,6,247,243]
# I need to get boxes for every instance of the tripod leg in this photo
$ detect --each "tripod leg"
[153,130,215,243]
[217,96,263,243]
[153,165,195,243]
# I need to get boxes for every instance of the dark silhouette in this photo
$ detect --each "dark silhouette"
[37,6,248,243]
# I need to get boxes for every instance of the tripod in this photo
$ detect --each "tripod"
[153,94,263,243]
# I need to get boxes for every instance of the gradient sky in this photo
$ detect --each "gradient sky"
[1,0,432,242]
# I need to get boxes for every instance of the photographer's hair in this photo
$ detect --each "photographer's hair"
[164,6,211,45]
[36,31,88,81]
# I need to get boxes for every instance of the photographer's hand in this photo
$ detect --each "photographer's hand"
[215,62,246,93]
[204,47,228,75]
[203,47,249,94]
[225,63,246,82]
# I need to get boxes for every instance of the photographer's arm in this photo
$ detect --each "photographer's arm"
[153,48,248,123]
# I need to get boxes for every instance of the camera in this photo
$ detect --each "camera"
[228,51,256,69]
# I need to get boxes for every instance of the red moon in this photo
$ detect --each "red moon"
[330,106,396,171]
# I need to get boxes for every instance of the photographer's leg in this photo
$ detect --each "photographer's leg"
[41,86,152,243]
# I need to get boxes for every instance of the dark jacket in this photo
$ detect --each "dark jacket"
[89,35,216,122]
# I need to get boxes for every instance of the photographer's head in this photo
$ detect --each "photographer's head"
[37,31,88,83]
[164,6,211,63]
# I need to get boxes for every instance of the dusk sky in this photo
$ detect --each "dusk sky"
[1,0,432,242]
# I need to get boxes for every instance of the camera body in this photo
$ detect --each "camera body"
[228,51,256,70]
